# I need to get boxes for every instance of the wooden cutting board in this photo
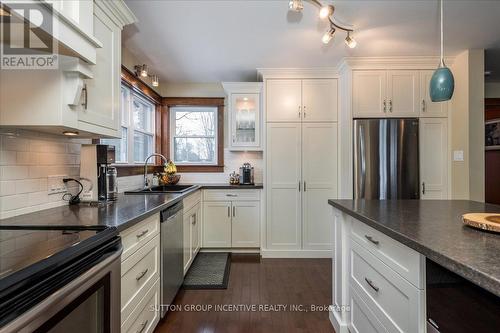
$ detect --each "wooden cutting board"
[462,213,500,233]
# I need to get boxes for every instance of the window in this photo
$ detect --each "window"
[102,83,155,164]
[170,106,218,165]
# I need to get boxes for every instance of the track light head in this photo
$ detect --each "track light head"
[319,5,334,19]
[345,32,357,48]
[289,0,304,12]
[322,28,335,44]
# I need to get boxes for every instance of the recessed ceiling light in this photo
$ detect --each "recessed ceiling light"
[63,131,79,136]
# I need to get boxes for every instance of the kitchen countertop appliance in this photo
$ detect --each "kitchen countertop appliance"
[80,144,118,202]
[354,118,420,199]
[160,201,184,318]
[239,162,254,185]
[0,224,122,333]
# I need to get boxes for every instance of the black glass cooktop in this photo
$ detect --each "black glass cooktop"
[0,225,120,328]
[0,226,107,280]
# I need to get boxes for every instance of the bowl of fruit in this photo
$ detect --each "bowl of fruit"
[160,161,181,185]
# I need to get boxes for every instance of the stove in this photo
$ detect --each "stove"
[0,225,122,332]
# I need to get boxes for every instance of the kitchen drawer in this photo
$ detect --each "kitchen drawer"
[120,214,160,262]
[121,235,160,324]
[203,189,260,202]
[349,287,386,333]
[121,278,160,333]
[183,190,201,212]
[350,218,424,288]
[350,240,425,333]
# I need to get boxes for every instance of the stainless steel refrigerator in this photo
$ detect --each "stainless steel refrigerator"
[354,118,420,200]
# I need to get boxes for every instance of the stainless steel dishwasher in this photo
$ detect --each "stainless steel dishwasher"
[160,201,183,318]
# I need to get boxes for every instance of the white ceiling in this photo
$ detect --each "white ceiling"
[123,0,500,83]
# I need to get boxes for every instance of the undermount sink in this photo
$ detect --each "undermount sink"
[125,184,197,194]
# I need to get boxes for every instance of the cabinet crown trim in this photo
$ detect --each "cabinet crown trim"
[337,56,456,72]
[222,82,262,94]
[94,0,137,28]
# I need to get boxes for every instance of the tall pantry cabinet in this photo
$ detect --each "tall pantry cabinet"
[264,74,338,255]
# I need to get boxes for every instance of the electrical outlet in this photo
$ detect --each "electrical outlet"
[47,175,68,195]
[453,150,464,162]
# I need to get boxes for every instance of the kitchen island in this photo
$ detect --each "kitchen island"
[328,199,500,333]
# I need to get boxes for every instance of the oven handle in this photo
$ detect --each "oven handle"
[0,245,122,333]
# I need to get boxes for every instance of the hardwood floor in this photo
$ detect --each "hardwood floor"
[155,257,335,333]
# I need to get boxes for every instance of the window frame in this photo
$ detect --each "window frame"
[162,97,225,173]
[169,106,219,166]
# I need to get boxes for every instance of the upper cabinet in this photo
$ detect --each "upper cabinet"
[419,70,448,117]
[266,79,338,122]
[0,0,136,138]
[223,82,263,151]
[353,69,447,118]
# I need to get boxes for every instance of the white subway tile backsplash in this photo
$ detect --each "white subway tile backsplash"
[0,166,29,180]
[1,136,29,152]
[0,194,30,211]
[16,179,41,194]
[0,151,16,165]
[16,151,39,165]
[0,181,16,196]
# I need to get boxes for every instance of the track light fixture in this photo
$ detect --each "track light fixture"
[288,0,356,48]
[134,64,160,88]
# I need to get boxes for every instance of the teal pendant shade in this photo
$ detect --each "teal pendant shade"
[430,65,454,102]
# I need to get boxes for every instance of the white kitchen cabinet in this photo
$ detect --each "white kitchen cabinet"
[223,82,263,151]
[202,201,232,248]
[183,208,193,273]
[79,4,121,134]
[420,70,449,117]
[266,79,338,122]
[420,117,449,199]
[266,80,302,122]
[183,201,201,274]
[386,70,420,117]
[352,71,387,118]
[231,201,260,247]
[202,190,261,248]
[266,123,302,249]
[302,79,338,122]
[302,123,338,250]
[0,1,134,138]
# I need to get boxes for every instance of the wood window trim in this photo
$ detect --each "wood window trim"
[162,97,225,173]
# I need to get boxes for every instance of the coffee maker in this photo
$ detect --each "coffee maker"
[239,162,255,185]
[80,144,118,202]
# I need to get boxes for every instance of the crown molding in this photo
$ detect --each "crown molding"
[336,56,456,72]
[257,68,339,80]
[94,0,137,28]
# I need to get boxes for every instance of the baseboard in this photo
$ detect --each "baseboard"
[260,249,332,258]
[329,309,349,333]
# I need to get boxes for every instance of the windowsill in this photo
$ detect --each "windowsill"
[114,164,224,176]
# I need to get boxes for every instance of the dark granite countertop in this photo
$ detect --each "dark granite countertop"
[199,183,263,189]
[328,199,500,297]
[0,183,263,232]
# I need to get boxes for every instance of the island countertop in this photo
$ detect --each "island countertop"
[328,199,500,297]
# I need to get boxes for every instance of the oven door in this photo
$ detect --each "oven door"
[0,246,121,333]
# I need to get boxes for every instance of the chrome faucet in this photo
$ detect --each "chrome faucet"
[143,153,168,189]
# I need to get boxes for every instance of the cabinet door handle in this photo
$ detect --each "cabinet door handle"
[389,99,393,112]
[422,99,426,112]
[82,84,88,110]
[226,194,238,197]
[298,105,301,118]
[365,277,379,292]
[383,99,387,113]
[233,206,236,217]
[298,181,301,192]
[191,214,196,225]
[136,320,148,333]
[422,182,426,195]
[303,105,306,118]
[136,229,149,238]
[136,268,149,281]
[228,206,230,217]
[304,181,307,192]
[232,135,235,143]
[365,235,379,245]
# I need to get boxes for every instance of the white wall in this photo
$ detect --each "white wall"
[449,49,485,201]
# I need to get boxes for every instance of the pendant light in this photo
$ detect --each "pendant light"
[430,0,454,102]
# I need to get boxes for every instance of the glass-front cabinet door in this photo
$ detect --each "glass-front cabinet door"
[231,94,260,148]
[224,82,262,151]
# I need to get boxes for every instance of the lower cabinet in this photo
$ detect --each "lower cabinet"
[120,215,161,333]
[202,190,260,248]
[183,191,202,275]
[331,207,426,333]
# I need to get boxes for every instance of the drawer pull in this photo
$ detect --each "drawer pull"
[226,194,238,197]
[365,277,379,292]
[136,319,148,333]
[136,268,149,281]
[365,235,379,245]
[136,229,149,238]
